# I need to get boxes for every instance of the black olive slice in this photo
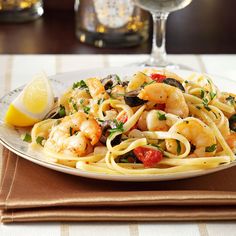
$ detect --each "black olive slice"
[100,120,122,145]
[163,78,185,92]
[229,114,236,132]
[124,90,147,107]
[101,74,121,90]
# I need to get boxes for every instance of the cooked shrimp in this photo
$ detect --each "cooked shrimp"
[137,110,180,131]
[166,117,217,157]
[45,112,102,156]
[138,83,189,118]
[86,78,109,99]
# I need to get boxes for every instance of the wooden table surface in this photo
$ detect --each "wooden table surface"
[0,0,236,54]
[1,54,236,235]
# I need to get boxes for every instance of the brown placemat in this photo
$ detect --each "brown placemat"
[1,148,236,223]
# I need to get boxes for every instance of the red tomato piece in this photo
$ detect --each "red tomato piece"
[133,147,163,168]
[150,73,166,83]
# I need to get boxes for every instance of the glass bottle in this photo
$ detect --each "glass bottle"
[75,0,150,48]
[0,0,43,22]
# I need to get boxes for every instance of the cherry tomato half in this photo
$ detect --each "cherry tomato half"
[133,147,163,168]
[150,73,166,83]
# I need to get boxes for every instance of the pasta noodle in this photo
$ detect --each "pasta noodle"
[28,69,236,176]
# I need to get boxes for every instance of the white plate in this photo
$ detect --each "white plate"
[0,67,236,182]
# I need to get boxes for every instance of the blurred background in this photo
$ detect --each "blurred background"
[0,0,235,54]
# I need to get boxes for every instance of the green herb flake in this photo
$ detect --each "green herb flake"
[69,127,73,136]
[142,80,155,88]
[210,92,216,100]
[72,80,88,90]
[226,95,235,106]
[83,106,90,114]
[157,112,167,121]
[58,105,66,118]
[36,136,45,146]
[196,105,201,110]
[21,133,32,143]
[109,120,124,137]
[98,98,104,105]
[205,144,217,152]
[80,99,84,105]
[204,105,211,111]
[115,74,122,84]
[73,103,78,112]
[176,140,181,155]
[184,80,189,84]
[200,90,205,99]
[202,98,209,105]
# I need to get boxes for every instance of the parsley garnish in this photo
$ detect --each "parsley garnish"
[72,80,88,90]
[202,98,211,111]
[109,120,124,137]
[176,140,181,155]
[114,74,122,84]
[21,133,32,143]
[36,136,45,146]
[210,92,216,100]
[157,112,166,121]
[196,106,201,110]
[69,127,73,136]
[80,99,84,105]
[73,103,78,112]
[58,105,66,117]
[142,80,155,88]
[98,98,104,105]
[205,144,217,152]
[226,95,235,106]
[200,90,205,99]
[83,106,90,114]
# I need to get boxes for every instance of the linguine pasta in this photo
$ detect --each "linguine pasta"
[29,69,236,175]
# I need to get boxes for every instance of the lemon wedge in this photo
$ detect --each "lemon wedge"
[5,73,55,127]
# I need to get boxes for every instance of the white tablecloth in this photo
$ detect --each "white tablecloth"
[0,54,236,236]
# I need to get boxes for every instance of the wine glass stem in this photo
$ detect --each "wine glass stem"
[149,12,169,66]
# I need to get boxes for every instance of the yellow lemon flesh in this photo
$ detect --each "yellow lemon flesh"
[5,73,54,127]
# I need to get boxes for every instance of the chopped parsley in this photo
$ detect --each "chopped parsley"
[109,120,124,137]
[226,95,235,106]
[184,80,189,84]
[200,90,205,99]
[73,103,78,112]
[176,140,181,155]
[157,112,167,121]
[196,105,201,110]
[202,98,211,111]
[210,92,216,100]
[72,80,88,90]
[205,144,217,152]
[69,127,73,136]
[142,80,155,88]
[98,98,104,105]
[80,99,84,105]
[83,106,90,114]
[21,133,32,143]
[114,74,122,84]
[58,105,66,118]
[36,136,45,146]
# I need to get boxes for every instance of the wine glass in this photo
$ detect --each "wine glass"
[134,0,192,69]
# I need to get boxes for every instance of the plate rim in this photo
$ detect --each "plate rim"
[0,66,235,182]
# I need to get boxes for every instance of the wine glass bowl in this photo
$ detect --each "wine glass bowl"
[134,0,193,69]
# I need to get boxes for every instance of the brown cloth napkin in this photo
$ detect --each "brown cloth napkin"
[1,148,236,223]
